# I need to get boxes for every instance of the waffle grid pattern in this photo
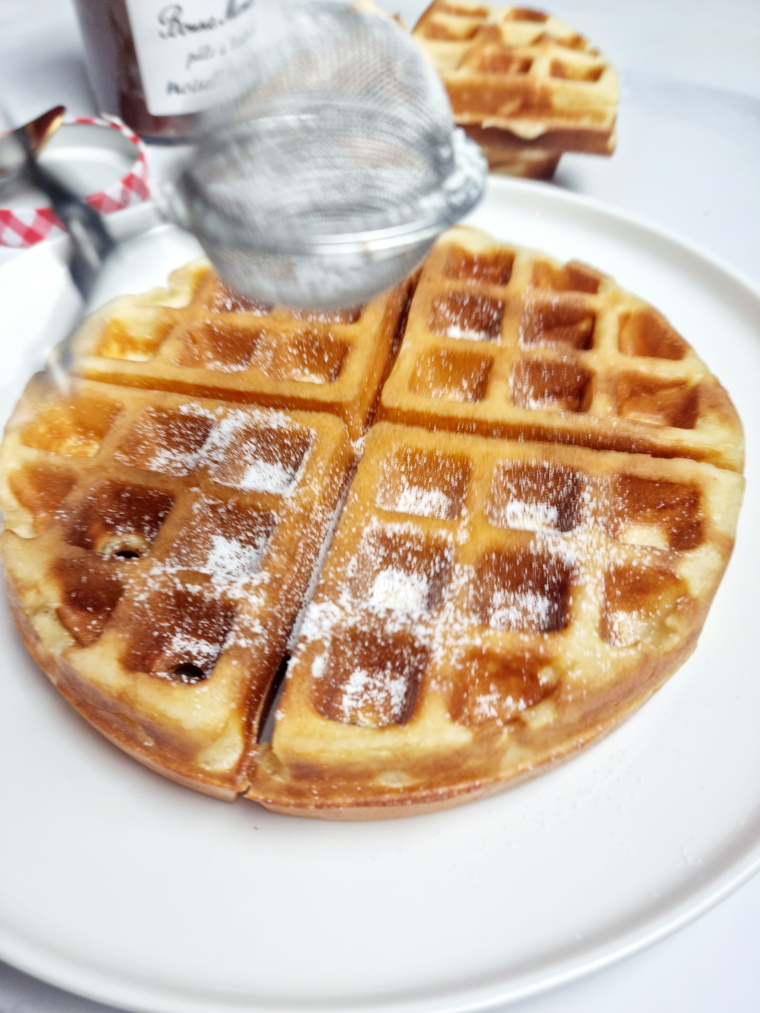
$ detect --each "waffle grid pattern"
[0,227,745,816]
[380,228,743,471]
[413,1,619,177]
[250,421,742,813]
[73,263,412,439]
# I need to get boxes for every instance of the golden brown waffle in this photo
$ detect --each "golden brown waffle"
[380,227,744,471]
[413,2,619,178]
[0,376,353,798]
[70,261,413,440]
[249,421,743,816]
[0,228,744,818]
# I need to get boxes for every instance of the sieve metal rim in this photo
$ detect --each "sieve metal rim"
[172,144,485,258]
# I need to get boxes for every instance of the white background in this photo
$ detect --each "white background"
[0,1,758,1011]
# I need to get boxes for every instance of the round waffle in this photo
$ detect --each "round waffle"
[0,231,744,817]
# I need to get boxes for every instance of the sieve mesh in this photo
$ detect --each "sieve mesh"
[171,2,486,309]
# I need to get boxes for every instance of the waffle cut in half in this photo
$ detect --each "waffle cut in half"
[413,2,619,179]
[0,230,744,817]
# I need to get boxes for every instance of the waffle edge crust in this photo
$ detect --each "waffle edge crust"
[0,227,745,818]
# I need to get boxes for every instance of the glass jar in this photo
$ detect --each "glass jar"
[72,0,259,142]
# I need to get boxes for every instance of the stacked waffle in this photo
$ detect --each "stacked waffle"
[0,228,744,816]
[413,1,619,178]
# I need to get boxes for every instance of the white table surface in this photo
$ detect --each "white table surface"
[0,1,758,1010]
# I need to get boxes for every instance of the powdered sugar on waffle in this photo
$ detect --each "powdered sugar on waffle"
[501,500,559,530]
[141,443,200,476]
[203,533,269,586]
[394,484,452,519]
[288,479,614,729]
[488,589,553,631]
[369,567,429,613]
[237,459,295,494]
[338,666,410,725]
[165,630,221,672]
[432,292,503,342]
[296,519,456,659]
[470,688,528,722]
[116,406,213,477]
[173,403,314,494]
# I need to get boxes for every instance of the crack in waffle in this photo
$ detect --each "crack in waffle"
[413,2,619,178]
[0,228,744,817]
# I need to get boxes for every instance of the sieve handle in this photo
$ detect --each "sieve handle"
[13,127,118,386]
[21,150,116,303]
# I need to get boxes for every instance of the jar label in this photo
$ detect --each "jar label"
[124,0,258,116]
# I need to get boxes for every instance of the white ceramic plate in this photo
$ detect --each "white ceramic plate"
[0,179,758,1013]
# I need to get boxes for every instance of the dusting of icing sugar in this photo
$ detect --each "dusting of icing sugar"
[525,393,552,411]
[394,485,452,519]
[165,630,221,669]
[238,459,294,494]
[375,447,469,521]
[114,406,215,477]
[501,500,560,531]
[311,652,327,681]
[199,354,248,374]
[446,324,481,340]
[190,407,314,495]
[291,305,362,324]
[293,519,459,666]
[287,496,601,732]
[292,368,330,385]
[226,619,266,651]
[277,447,655,730]
[338,666,411,726]
[151,493,277,591]
[296,596,345,648]
[369,567,429,613]
[204,532,269,585]
[178,402,217,420]
[471,689,528,722]
[141,444,199,476]
[488,590,553,632]
[207,286,271,315]
[429,289,503,343]
[487,460,593,534]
